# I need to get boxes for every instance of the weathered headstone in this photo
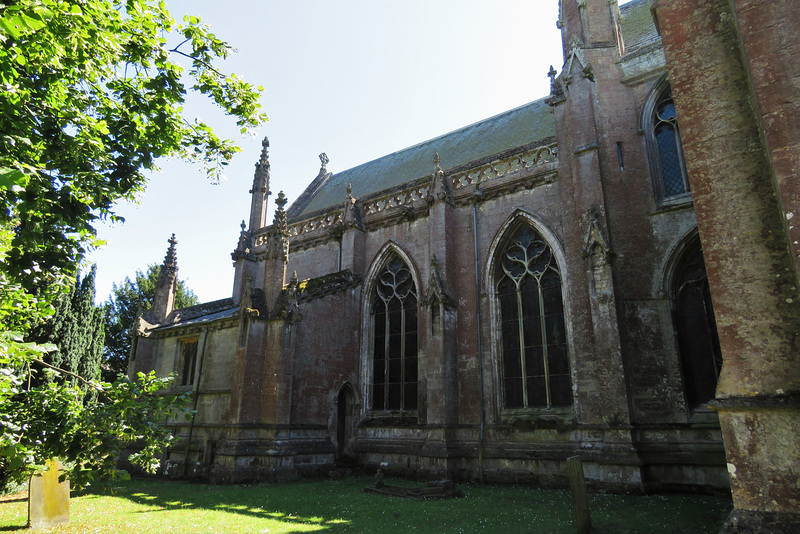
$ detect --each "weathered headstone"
[28,459,70,530]
[567,456,592,534]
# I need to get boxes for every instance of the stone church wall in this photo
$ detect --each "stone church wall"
[128,0,745,497]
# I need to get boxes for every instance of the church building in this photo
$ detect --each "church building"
[129,1,800,530]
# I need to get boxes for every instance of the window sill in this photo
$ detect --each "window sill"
[650,193,693,215]
[689,407,720,427]
[361,412,419,427]
[500,407,576,429]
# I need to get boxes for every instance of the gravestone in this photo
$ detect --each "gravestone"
[28,459,70,529]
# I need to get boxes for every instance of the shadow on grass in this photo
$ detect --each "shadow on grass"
[73,476,731,534]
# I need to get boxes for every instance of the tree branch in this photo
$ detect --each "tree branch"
[34,358,104,392]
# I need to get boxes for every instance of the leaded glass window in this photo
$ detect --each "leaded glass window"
[371,255,418,411]
[653,87,690,198]
[497,226,570,409]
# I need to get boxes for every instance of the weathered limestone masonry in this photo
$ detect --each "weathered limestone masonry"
[653,0,800,531]
[129,0,782,501]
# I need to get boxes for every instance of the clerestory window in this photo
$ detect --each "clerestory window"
[646,81,691,204]
[371,255,418,411]
[654,87,689,197]
[496,225,571,409]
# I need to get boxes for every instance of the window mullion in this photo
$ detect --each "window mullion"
[384,305,390,409]
[538,279,551,408]
[675,128,690,194]
[515,279,528,408]
[400,298,406,409]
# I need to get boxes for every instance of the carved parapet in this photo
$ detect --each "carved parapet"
[286,140,559,244]
[449,142,558,190]
[288,210,344,237]
[362,186,428,216]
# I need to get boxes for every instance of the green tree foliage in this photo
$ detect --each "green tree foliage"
[0,0,265,492]
[0,0,267,289]
[0,225,190,491]
[29,265,104,386]
[103,265,198,381]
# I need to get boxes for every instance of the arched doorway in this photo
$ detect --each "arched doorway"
[335,383,356,461]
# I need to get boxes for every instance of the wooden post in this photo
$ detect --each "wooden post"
[567,456,592,533]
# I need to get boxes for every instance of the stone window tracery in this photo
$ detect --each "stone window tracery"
[496,225,570,409]
[371,255,418,411]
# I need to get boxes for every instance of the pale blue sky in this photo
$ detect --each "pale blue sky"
[88,1,631,303]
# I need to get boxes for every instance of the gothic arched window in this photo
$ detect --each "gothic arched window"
[645,81,691,203]
[371,255,418,411]
[672,238,722,409]
[496,225,570,409]
[653,87,689,197]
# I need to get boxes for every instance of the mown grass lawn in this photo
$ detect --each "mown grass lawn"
[0,476,731,533]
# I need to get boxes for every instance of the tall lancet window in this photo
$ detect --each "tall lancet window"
[672,238,722,409]
[653,86,690,198]
[497,226,570,409]
[371,255,418,411]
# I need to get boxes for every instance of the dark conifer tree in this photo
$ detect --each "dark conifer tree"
[102,265,199,381]
[29,266,105,385]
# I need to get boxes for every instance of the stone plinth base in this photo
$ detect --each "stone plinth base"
[721,509,800,534]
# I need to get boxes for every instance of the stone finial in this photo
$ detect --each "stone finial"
[342,183,364,231]
[232,220,252,261]
[272,192,289,234]
[152,234,179,321]
[319,152,329,172]
[163,234,178,272]
[269,191,290,261]
[427,152,453,206]
[260,137,270,167]
[275,190,288,212]
[251,137,271,197]
[289,270,299,287]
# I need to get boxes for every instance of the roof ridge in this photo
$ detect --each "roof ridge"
[289,96,555,218]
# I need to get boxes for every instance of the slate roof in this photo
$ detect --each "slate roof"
[619,0,659,53]
[153,298,238,331]
[288,97,555,220]
[287,3,657,221]
[154,306,238,331]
